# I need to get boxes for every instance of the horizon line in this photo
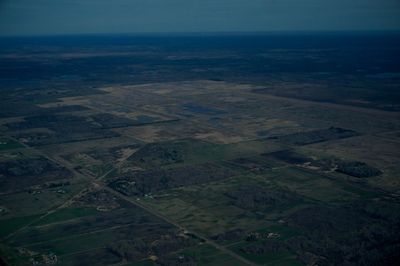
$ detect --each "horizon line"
[1,29,400,38]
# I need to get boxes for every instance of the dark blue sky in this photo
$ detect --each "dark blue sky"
[1,0,400,36]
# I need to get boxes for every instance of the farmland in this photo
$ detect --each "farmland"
[0,34,400,265]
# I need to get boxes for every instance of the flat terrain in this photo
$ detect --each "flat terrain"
[0,34,399,266]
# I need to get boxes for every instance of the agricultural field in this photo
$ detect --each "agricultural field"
[1,34,400,265]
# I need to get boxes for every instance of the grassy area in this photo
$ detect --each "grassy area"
[180,244,246,266]
[253,225,304,241]
[0,244,31,266]
[122,260,155,266]
[68,153,114,177]
[0,214,43,238]
[267,167,362,202]
[0,138,23,151]
[57,247,121,266]
[89,164,114,177]
[27,230,117,256]
[229,242,301,265]
[0,183,86,218]
[31,207,100,226]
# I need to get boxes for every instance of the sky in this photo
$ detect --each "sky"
[0,0,400,36]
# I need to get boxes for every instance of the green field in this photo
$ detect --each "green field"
[0,138,23,151]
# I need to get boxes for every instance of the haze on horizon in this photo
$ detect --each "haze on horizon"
[0,0,400,36]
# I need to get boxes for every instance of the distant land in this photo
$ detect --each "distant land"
[0,32,399,265]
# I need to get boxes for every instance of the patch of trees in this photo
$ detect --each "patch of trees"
[240,240,288,255]
[127,139,215,168]
[45,181,71,188]
[233,201,400,265]
[286,202,400,265]
[224,186,301,211]
[107,234,197,264]
[211,229,245,243]
[0,157,72,191]
[268,127,358,145]
[265,149,382,178]
[156,255,196,266]
[110,163,236,196]
[228,157,271,172]
[0,158,67,177]
[128,142,185,167]
[265,150,310,164]
[336,161,382,178]
[75,189,120,209]
[107,239,149,261]
[152,234,197,257]
[6,114,87,130]
[83,144,141,164]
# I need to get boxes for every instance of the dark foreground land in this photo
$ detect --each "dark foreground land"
[0,33,400,266]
